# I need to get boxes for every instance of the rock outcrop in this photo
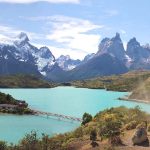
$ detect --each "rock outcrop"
[132,127,148,145]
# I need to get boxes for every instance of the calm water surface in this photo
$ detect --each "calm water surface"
[0,86,150,143]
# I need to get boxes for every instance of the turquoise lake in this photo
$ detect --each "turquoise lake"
[0,86,150,143]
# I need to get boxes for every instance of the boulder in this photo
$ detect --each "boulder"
[132,127,148,145]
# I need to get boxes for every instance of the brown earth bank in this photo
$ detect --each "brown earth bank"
[67,130,150,150]
[118,96,150,104]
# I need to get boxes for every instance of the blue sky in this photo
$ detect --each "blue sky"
[0,0,150,59]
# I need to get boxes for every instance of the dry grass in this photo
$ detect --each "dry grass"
[67,130,150,150]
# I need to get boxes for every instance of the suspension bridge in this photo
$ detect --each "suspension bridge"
[32,109,82,122]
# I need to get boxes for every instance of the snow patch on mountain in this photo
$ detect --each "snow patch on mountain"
[56,55,81,71]
[14,32,29,47]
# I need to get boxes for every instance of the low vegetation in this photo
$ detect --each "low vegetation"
[0,93,18,105]
[71,70,150,92]
[1,106,150,150]
[0,92,33,115]
[0,74,56,88]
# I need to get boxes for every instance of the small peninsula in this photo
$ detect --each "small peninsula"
[0,92,33,114]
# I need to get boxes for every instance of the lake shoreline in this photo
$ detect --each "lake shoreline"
[0,87,150,144]
[118,96,150,104]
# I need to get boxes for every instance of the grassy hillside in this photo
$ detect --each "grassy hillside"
[0,74,56,88]
[1,106,150,150]
[71,70,150,92]
[129,76,150,101]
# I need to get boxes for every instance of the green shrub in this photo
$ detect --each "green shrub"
[0,141,7,150]
[23,108,32,114]
[73,127,83,138]
[82,112,92,125]
[136,122,147,129]
[125,121,138,130]
[84,126,95,135]
[90,129,97,146]
[147,124,150,132]
[19,131,39,150]
[99,114,122,145]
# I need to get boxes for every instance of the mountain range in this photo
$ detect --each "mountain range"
[1,32,150,82]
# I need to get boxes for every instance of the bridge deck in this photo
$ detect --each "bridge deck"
[32,109,82,122]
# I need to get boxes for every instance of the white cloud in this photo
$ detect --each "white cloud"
[45,15,103,57]
[0,24,44,44]
[0,0,80,4]
[0,25,20,35]
[0,34,12,44]
[49,46,87,60]
[34,43,87,60]
[0,25,21,44]
[0,15,103,59]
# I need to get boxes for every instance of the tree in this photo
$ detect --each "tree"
[0,141,7,150]
[99,114,122,145]
[82,112,92,125]
[6,94,12,101]
[20,131,39,150]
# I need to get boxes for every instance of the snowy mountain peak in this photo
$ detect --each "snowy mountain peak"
[97,33,125,60]
[56,55,81,71]
[14,32,29,46]
[127,38,141,51]
[101,37,110,43]
[143,43,150,49]
[40,46,50,51]
[111,32,121,42]
[18,32,29,41]
[115,32,120,38]
[126,37,150,66]
[39,47,55,59]
[128,37,140,45]
[58,55,70,61]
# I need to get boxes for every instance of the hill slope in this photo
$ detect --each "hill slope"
[71,70,150,92]
[68,53,128,81]
[129,76,150,101]
[1,106,150,150]
[0,74,55,88]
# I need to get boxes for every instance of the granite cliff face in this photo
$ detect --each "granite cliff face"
[1,32,150,82]
[0,32,55,76]
[126,38,150,69]
[56,55,81,71]
[97,33,126,62]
